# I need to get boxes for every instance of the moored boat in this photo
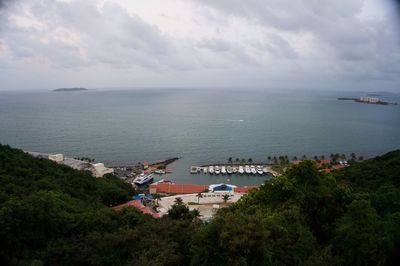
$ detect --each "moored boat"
[250,165,257,175]
[133,173,154,185]
[154,169,166,174]
[245,165,251,174]
[238,166,244,174]
[263,166,269,173]
[227,166,233,174]
[215,165,220,174]
[221,166,226,174]
[256,165,263,175]
[209,165,214,174]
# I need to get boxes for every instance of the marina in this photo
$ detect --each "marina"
[190,164,278,177]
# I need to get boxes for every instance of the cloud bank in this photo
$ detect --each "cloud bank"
[0,0,399,91]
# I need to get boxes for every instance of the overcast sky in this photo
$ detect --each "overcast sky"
[0,0,399,91]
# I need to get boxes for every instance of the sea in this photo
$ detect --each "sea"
[0,88,399,186]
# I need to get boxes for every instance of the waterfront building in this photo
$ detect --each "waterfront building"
[48,153,64,162]
[91,163,114,177]
[155,184,257,220]
[359,96,380,103]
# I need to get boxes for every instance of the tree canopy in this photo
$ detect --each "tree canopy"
[1,144,399,265]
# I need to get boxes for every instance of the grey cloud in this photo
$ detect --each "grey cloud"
[197,0,400,81]
[0,0,399,91]
[197,38,231,52]
[196,38,260,67]
[0,0,194,70]
[0,0,10,9]
[253,34,298,59]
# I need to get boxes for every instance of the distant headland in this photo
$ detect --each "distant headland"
[338,96,398,106]
[53,88,88,92]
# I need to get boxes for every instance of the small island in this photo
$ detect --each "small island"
[53,88,88,92]
[338,96,398,106]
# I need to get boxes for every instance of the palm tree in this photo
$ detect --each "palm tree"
[248,158,253,163]
[228,157,233,164]
[332,153,340,164]
[222,194,231,204]
[196,193,203,204]
[273,156,278,164]
[293,156,298,161]
[314,155,319,161]
[267,156,271,161]
[241,158,246,164]
[321,155,325,160]
[235,158,240,164]
[153,194,162,206]
[174,197,183,205]
[351,153,356,160]
[302,155,307,160]
[191,209,200,219]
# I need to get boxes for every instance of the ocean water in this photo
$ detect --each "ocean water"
[0,88,399,186]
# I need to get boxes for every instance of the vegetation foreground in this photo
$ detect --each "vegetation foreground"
[0,144,399,265]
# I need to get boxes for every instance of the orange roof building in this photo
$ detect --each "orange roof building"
[112,200,160,218]
[149,183,257,195]
[149,183,208,194]
[234,186,257,193]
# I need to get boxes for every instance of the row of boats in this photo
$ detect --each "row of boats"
[203,165,267,175]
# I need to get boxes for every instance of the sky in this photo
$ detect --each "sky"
[0,0,399,91]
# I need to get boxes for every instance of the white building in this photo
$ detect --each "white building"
[369,97,379,103]
[91,163,114,177]
[359,96,380,103]
[48,154,64,163]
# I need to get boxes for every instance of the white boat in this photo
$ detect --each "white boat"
[256,165,263,175]
[263,166,269,173]
[239,166,244,174]
[133,173,154,185]
[190,166,198,174]
[215,165,220,174]
[227,166,233,174]
[154,169,166,174]
[232,167,238,174]
[221,166,226,174]
[245,165,251,174]
[209,166,214,174]
[155,179,172,184]
[203,167,208,174]
[251,165,257,175]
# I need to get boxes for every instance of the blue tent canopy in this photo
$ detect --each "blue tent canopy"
[212,184,233,192]
[133,194,154,200]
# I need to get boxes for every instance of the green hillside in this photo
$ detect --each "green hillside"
[1,144,399,265]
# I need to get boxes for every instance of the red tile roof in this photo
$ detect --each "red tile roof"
[332,164,346,170]
[112,200,160,218]
[234,186,257,193]
[150,183,208,194]
[315,159,331,168]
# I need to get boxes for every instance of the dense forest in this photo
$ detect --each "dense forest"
[0,144,399,265]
